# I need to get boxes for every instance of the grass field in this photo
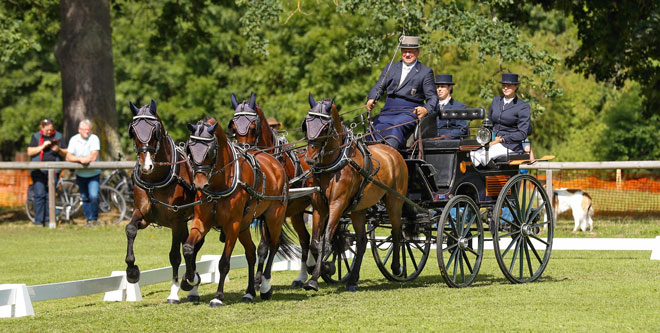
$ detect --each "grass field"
[1,216,659,331]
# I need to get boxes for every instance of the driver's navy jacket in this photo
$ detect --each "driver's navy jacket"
[431,98,468,139]
[367,61,437,113]
[488,95,531,153]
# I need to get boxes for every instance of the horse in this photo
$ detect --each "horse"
[182,117,295,307]
[301,93,409,292]
[228,92,321,288]
[125,100,204,304]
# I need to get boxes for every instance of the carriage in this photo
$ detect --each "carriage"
[317,107,555,288]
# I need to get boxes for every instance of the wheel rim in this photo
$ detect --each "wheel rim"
[437,195,484,288]
[493,174,554,283]
[320,221,357,284]
[98,186,127,225]
[370,220,431,282]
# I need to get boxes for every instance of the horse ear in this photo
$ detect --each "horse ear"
[187,123,196,133]
[150,99,157,114]
[207,122,218,134]
[308,93,317,108]
[249,92,256,110]
[129,101,139,116]
[231,93,239,110]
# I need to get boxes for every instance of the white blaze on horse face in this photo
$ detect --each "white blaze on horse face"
[142,151,154,174]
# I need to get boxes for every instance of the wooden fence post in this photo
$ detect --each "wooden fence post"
[48,169,56,229]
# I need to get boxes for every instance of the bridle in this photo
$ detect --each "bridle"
[187,131,219,180]
[129,114,162,158]
[229,102,261,147]
[303,100,340,162]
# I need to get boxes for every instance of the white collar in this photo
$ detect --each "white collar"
[402,61,417,70]
[439,97,451,105]
[503,97,514,104]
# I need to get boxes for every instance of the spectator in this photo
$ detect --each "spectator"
[27,118,67,226]
[66,119,101,227]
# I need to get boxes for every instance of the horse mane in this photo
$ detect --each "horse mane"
[254,104,274,148]
[329,102,342,135]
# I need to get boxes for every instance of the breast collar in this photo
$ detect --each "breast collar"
[311,130,353,174]
[196,136,244,200]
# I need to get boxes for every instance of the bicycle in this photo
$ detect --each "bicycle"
[100,168,134,219]
[26,174,127,225]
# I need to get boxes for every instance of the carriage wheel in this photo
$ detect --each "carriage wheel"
[320,218,357,284]
[493,174,554,284]
[437,195,484,288]
[369,218,431,282]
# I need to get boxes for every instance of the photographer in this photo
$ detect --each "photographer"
[27,118,67,226]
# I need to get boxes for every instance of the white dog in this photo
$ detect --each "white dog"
[552,188,594,232]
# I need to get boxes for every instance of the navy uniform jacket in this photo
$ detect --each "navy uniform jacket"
[488,96,531,152]
[368,61,437,112]
[432,98,468,138]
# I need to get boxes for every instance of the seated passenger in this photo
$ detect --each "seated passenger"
[471,73,531,167]
[432,74,467,139]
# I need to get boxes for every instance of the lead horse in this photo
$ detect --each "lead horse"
[228,92,322,288]
[126,100,204,303]
[302,94,409,292]
[182,117,295,307]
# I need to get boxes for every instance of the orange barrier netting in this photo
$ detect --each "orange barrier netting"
[531,169,660,217]
[0,170,31,207]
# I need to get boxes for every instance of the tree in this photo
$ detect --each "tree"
[55,0,120,159]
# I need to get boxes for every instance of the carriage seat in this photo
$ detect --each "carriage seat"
[417,108,486,140]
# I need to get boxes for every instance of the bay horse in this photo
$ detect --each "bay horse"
[228,92,321,288]
[126,100,204,303]
[182,117,294,307]
[301,93,408,292]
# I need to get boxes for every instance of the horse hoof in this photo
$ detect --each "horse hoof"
[346,285,358,292]
[303,280,319,292]
[209,299,224,308]
[241,295,254,303]
[180,280,193,292]
[126,266,140,284]
[260,288,273,300]
[291,280,304,289]
[165,299,180,305]
[186,295,200,303]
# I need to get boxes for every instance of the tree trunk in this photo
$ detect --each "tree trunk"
[55,0,121,160]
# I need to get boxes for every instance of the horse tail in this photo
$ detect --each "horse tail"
[277,221,300,261]
[254,217,301,261]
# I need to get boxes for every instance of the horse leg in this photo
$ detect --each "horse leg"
[186,235,205,303]
[166,225,187,304]
[181,218,207,292]
[303,208,329,292]
[254,222,268,292]
[290,212,310,288]
[125,210,147,284]
[345,209,368,292]
[385,194,404,277]
[208,226,244,307]
[259,205,288,300]
[237,227,257,303]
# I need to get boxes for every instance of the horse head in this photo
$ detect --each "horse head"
[227,92,271,148]
[302,93,338,166]
[129,99,164,175]
[186,118,222,190]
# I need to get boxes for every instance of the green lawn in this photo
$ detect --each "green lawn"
[0,218,659,331]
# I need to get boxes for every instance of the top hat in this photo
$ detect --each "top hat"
[435,74,456,85]
[400,36,421,49]
[498,73,520,84]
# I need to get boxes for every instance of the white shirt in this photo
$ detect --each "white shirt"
[68,133,101,177]
[438,97,451,108]
[503,97,514,106]
[399,61,416,87]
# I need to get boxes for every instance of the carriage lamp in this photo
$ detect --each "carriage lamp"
[476,119,493,146]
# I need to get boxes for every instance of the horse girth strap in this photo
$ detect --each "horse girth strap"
[344,141,376,214]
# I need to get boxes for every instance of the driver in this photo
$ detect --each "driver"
[366,35,437,149]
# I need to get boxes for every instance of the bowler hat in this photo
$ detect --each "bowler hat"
[400,36,421,49]
[498,73,520,84]
[266,117,281,127]
[435,74,456,85]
